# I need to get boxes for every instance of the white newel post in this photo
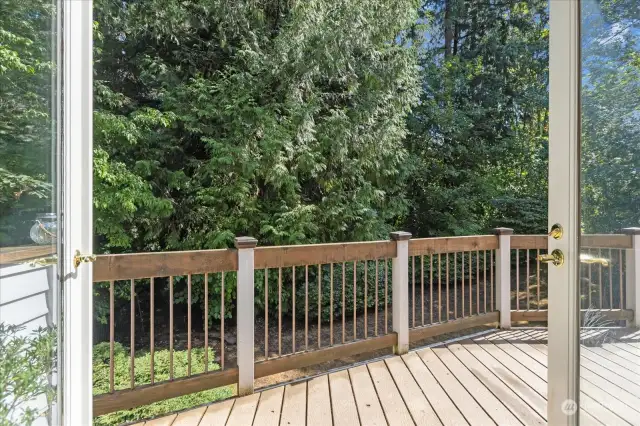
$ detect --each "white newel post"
[235,236,257,395]
[493,228,513,329]
[390,231,411,355]
[623,228,640,327]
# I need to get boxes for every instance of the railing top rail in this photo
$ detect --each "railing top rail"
[510,234,632,250]
[254,240,395,269]
[93,248,237,282]
[92,232,634,281]
[408,235,498,256]
[510,235,547,250]
[581,234,632,249]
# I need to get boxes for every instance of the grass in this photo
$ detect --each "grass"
[93,342,233,426]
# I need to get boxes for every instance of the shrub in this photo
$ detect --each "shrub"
[93,344,233,426]
[0,324,55,426]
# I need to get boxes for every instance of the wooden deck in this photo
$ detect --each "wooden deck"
[132,328,640,426]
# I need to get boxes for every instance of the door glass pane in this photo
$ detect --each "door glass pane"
[580,0,640,422]
[0,0,60,424]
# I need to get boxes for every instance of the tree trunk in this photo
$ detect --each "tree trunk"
[444,0,453,57]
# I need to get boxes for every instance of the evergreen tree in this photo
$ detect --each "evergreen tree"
[93,0,421,253]
[405,0,549,237]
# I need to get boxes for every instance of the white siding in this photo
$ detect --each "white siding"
[0,263,57,426]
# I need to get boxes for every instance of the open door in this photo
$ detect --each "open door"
[547,1,581,425]
[61,0,94,424]
[548,0,640,424]
[0,0,93,424]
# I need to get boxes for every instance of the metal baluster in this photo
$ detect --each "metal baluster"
[343,262,346,343]
[353,261,357,340]
[516,250,520,311]
[446,253,450,321]
[438,253,442,322]
[278,268,282,356]
[204,273,208,372]
[537,249,542,309]
[265,269,268,359]
[364,260,368,338]
[330,263,334,346]
[187,274,192,376]
[150,277,155,383]
[454,254,458,319]
[292,266,296,353]
[109,281,115,392]
[221,272,225,369]
[130,279,135,389]
[169,276,174,379]
[375,259,379,335]
[318,264,322,348]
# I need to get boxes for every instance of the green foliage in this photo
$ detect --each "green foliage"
[255,262,393,323]
[92,0,421,320]
[93,343,233,426]
[405,0,549,237]
[0,0,56,246]
[0,324,56,426]
[581,0,640,233]
[93,0,420,254]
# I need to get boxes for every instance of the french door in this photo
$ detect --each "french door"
[0,0,92,424]
[61,0,94,424]
[547,1,580,424]
[548,0,640,425]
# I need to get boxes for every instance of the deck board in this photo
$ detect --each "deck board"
[306,375,333,426]
[418,348,494,426]
[431,345,521,425]
[447,342,545,426]
[253,386,285,426]
[199,399,234,426]
[367,360,414,426]
[348,364,387,426]
[329,369,360,426]
[462,337,548,416]
[131,328,640,426]
[144,415,177,426]
[384,356,442,426]
[279,382,307,426]
[402,351,469,426]
[172,407,206,426]
[225,393,260,426]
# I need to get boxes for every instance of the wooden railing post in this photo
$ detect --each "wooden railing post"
[493,228,513,329]
[623,228,640,327]
[235,236,257,395]
[390,231,411,354]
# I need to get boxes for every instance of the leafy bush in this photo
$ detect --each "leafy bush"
[93,343,233,426]
[0,324,55,426]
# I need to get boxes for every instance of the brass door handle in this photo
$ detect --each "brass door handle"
[580,254,610,267]
[538,249,565,267]
[24,255,58,267]
[74,250,97,269]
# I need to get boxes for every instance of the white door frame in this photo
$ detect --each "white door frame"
[61,0,94,423]
[547,0,581,424]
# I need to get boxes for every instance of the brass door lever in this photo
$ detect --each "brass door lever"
[538,249,565,267]
[74,250,97,269]
[579,254,609,267]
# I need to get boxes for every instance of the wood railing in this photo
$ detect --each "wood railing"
[91,228,640,416]
[509,231,637,323]
[407,235,499,341]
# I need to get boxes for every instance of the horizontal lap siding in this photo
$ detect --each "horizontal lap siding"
[0,263,56,426]
[0,263,55,332]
